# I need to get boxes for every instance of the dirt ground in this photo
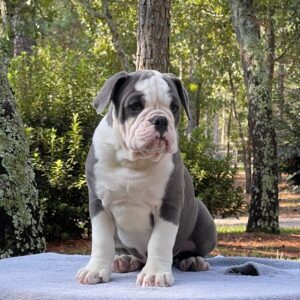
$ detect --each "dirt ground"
[47,173,300,260]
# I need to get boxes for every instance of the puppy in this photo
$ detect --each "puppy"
[77,70,217,287]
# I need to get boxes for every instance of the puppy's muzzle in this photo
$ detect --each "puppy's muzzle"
[150,116,168,136]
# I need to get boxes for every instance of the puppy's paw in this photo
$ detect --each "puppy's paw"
[136,267,174,287]
[112,255,143,273]
[175,256,210,272]
[76,267,111,284]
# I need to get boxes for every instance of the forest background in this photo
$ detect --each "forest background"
[0,0,299,256]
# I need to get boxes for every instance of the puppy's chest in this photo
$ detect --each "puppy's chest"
[94,156,173,257]
[94,155,174,225]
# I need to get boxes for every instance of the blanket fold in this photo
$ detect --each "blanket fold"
[0,253,300,300]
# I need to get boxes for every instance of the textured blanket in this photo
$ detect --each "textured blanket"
[0,253,300,300]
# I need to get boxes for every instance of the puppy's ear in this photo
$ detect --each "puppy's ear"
[94,71,129,114]
[165,73,190,120]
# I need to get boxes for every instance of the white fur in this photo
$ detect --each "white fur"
[136,218,178,287]
[77,210,115,284]
[92,117,174,261]
[135,71,172,108]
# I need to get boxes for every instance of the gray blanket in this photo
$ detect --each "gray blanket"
[0,253,300,300]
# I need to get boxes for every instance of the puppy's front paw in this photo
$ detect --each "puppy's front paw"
[77,266,111,284]
[136,266,174,287]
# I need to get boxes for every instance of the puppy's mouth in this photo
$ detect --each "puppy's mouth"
[145,135,169,152]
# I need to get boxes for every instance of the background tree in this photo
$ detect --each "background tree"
[136,0,170,72]
[229,0,279,233]
[0,0,36,56]
[0,57,45,258]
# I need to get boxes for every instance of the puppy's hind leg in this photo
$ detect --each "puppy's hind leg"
[174,200,217,272]
[112,255,144,273]
[174,253,210,272]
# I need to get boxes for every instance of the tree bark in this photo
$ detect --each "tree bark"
[1,0,36,57]
[186,85,200,139]
[0,59,45,258]
[265,7,275,99]
[229,0,279,233]
[277,62,285,121]
[228,67,252,193]
[136,0,170,72]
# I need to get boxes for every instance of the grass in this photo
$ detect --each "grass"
[217,225,300,234]
[217,225,246,234]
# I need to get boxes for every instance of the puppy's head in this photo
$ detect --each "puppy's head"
[94,70,190,161]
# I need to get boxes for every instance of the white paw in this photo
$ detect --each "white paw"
[136,267,174,287]
[112,255,143,273]
[76,266,111,284]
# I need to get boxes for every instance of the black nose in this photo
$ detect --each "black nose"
[150,116,168,135]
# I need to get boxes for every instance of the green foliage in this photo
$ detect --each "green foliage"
[180,128,245,217]
[26,113,89,241]
[8,44,107,241]
[9,47,101,132]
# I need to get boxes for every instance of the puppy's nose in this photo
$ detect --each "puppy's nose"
[150,116,168,135]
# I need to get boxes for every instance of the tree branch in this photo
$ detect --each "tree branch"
[71,0,132,72]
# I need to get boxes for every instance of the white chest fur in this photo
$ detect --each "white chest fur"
[92,118,174,257]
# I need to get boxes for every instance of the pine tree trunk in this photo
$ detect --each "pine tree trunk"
[0,59,45,258]
[229,0,279,233]
[136,0,170,72]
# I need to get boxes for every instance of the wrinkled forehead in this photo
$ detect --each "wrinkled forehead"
[134,71,172,106]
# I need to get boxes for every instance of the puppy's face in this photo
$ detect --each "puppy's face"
[94,71,190,160]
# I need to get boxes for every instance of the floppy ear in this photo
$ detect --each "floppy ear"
[93,71,129,114]
[165,73,191,120]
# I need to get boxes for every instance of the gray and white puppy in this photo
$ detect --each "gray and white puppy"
[77,70,217,287]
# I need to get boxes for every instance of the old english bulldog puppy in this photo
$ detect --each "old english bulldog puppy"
[77,70,217,287]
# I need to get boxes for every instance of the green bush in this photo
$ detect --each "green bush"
[26,113,89,241]
[180,128,245,218]
[9,47,104,241]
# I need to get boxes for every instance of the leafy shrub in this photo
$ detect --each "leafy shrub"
[276,89,300,190]
[25,113,90,241]
[8,47,105,241]
[180,128,245,217]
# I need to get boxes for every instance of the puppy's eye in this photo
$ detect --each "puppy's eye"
[171,103,179,114]
[129,101,144,112]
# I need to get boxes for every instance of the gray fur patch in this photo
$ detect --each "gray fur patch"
[106,105,114,127]
[159,151,184,225]
[163,74,190,120]
[85,144,103,218]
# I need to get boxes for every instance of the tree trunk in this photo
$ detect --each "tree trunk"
[186,85,200,139]
[136,0,170,72]
[228,67,252,193]
[226,103,233,157]
[1,0,36,57]
[276,62,285,183]
[265,7,275,92]
[229,0,279,233]
[0,59,45,258]
[277,62,285,121]
[213,113,219,145]
[101,0,132,71]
